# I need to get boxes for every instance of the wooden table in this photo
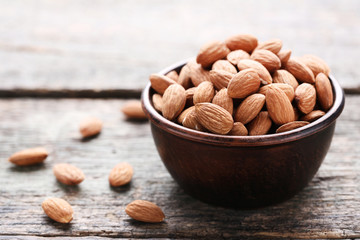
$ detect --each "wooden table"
[0,1,359,239]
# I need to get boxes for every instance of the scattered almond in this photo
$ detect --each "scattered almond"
[234,94,265,124]
[42,198,73,223]
[315,73,334,111]
[196,41,230,68]
[162,84,186,120]
[228,122,248,136]
[8,147,48,166]
[79,117,103,138]
[295,83,316,114]
[125,200,165,223]
[109,162,134,187]
[193,81,215,104]
[53,163,85,185]
[276,121,310,133]
[121,100,147,120]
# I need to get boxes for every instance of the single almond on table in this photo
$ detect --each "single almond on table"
[285,58,315,84]
[177,106,195,124]
[301,54,330,76]
[8,147,48,166]
[276,121,310,133]
[109,162,134,187]
[196,41,230,68]
[227,49,250,65]
[182,107,205,131]
[315,73,333,111]
[42,198,73,223]
[251,49,281,73]
[53,163,85,185]
[121,100,147,120]
[237,59,272,85]
[255,39,282,54]
[301,110,326,122]
[79,117,103,138]
[266,86,295,125]
[272,69,299,90]
[162,84,186,120]
[295,83,317,114]
[185,87,196,106]
[165,70,179,82]
[177,63,192,89]
[152,94,163,112]
[247,111,272,136]
[259,83,295,102]
[212,60,237,74]
[209,70,234,90]
[189,63,212,86]
[149,73,176,94]
[228,122,248,136]
[193,81,215,104]
[227,69,260,99]
[277,49,292,67]
[125,200,165,223]
[195,103,234,135]
[234,94,266,124]
[212,88,233,115]
[225,34,258,53]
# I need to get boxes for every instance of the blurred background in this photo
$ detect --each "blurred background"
[0,0,359,91]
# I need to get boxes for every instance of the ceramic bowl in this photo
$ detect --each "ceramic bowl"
[141,60,345,208]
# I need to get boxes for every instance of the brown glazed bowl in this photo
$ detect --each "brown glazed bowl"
[142,59,345,208]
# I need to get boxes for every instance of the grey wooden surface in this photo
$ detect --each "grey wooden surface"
[0,0,359,92]
[0,97,359,239]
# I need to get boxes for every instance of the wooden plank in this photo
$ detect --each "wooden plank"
[0,0,359,92]
[0,96,359,239]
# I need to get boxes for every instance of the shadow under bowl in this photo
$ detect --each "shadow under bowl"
[142,59,345,208]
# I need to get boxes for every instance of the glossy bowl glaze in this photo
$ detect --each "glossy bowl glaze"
[142,59,345,208]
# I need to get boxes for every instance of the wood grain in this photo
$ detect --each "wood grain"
[0,96,359,238]
[0,0,359,92]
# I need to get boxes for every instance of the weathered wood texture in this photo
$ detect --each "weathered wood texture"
[0,0,359,92]
[0,96,359,239]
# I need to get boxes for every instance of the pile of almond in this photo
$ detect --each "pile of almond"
[149,34,333,135]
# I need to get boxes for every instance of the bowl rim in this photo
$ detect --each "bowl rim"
[142,59,345,147]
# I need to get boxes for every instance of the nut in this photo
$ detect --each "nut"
[276,121,310,133]
[149,73,176,94]
[53,163,85,185]
[227,69,261,99]
[272,69,299,90]
[266,86,295,125]
[237,59,272,85]
[162,84,186,120]
[251,49,281,73]
[247,111,272,136]
[79,117,103,138]
[295,83,317,114]
[193,81,215,104]
[225,34,258,52]
[8,147,48,166]
[255,38,282,54]
[109,162,134,187]
[315,73,333,111]
[125,200,165,223]
[209,70,234,90]
[42,198,73,223]
[121,100,147,120]
[234,93,265,124]
[227,49,250,65]
[285,58,315,84]
[228,122,248,136]
[212,60,237,74]
[196,41,230,68]
[212,88,233,115]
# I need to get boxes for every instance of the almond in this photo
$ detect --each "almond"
[255,39,282,54]
[182,107,206,131]
[185,87,196,106]
[285,58,315,84]
[79,117,102,138]
[301,54,330,76]
[209,70,234,90]
[228,122,248,136]
[42,198,73,223]
[196,41,230,68]
[315,73,333,111]
[266,86,295,125]
[165,70,179,82]
[247,111,272,136]
[195,103,234,134]
[162,84,186,120]
[189,63,212,86]
[259,83,295,102]
[53,163,85,185]
[152,94,163,112]
[149,73,176,94]
[251,49,281,73]
[177,63,193,89]
[212,60,237,74]
[234,94,265,124]
[212,88,233,115]
[177,106,195,124]
[121,100,147,120]
[109,162,134,187]
[277,49,292,67]
[125,200,165,223]
[193,81,215,104]
[227,69,260,99]
[276,121,310,133]
[237,59,272,85]
[8,147,48,166]
[227,49,250,65]
[272,69,299,89]
[295,83,316,114]
[301,110,325,122]
[225,34,258,52]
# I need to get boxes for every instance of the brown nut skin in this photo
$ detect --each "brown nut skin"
[109,162,134,187]
[8,147,48,166]
[42,198,73,223]
[125,200,165,223]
